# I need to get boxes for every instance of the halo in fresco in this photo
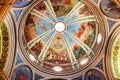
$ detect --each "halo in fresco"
[85,69,106,80]
[14,0,32,7]
[100,0,120,19]
[12,65,33,80]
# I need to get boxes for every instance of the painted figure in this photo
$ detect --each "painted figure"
[12,66,32,80]
[18,68,29,80]
[105,0,120,16]
[101,0,120,18]
[72,25,85,38]
[44,34,70,64]
[85,69,105,80]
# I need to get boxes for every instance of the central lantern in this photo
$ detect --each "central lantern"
[54,21,66,33]
[18,0,108,77]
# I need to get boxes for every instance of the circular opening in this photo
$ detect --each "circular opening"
[54,22,66,33]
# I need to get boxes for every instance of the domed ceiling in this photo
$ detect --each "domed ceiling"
[18,0,107,76]
[0,0,120,80]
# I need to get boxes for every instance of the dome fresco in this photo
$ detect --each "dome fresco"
[18,0,108,75]
[23,0,96,72]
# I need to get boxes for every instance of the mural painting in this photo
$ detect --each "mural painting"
[44,34,71,64]
[23,0,97,65]
[50,0,78,20]
[66,5,94,22]
[64,33,86,60]
[85,69,106,80]
[19,0,104,73]
[100,0,120,19]
[12,65,33,80]
[67,21,96,48]
[33,1,56,22]
[14,0,32,7]
[24,13,54,57]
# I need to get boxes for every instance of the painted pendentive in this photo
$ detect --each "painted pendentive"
[99,0,120,19]
[12,65,33,80]
[85,69,106,80]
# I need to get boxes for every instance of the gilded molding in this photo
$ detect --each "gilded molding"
[0,0,16,24]
[0,71,8,80]
[0,22,9,71]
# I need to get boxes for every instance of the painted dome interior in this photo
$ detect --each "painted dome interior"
[21,0,97,73]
